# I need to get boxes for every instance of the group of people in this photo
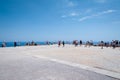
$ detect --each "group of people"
[1,41,38,47]
[1,41,18,47]
[72,40,93,47]
[72,40,83,47]
[57,40,83,47]
[85,41,93,47]
[1,40,120,49]
[26,41,37,46]
[58,41,65,47]
[99,40,120,49]
[61,40,120,49]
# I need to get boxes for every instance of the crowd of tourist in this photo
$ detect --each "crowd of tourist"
[71,40,120,49]
[1,40,120,49]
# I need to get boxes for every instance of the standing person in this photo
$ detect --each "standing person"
[104,42,107,47]
[75,40,78,47]
[31,41,35,46]
[80,40,82,46]
[101,41,104,49]
[14,41,17,47]
[85,41,89,47]
[2,42,6,47]
[62,41,65,47]
[46,41,49,45]
[115,40,119,47]
[58,41,61,47]
[112,40,116,49]
[88,41,90,47]
[90,40,93,47]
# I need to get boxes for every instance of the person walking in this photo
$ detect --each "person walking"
[62,41,65,47]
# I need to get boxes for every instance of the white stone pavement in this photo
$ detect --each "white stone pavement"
[0,45,120,79]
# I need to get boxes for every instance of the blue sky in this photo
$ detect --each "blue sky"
[0,0,120,42]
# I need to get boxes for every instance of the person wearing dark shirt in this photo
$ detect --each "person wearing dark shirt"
[62,41,65,47]
[14,41,17,47]
[80,40,82,46]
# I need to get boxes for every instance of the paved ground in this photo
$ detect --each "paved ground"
[0,52,118,80]
[23,45,120,73]
[0,45,120,80]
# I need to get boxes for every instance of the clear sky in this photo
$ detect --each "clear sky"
[0,0,120,42]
